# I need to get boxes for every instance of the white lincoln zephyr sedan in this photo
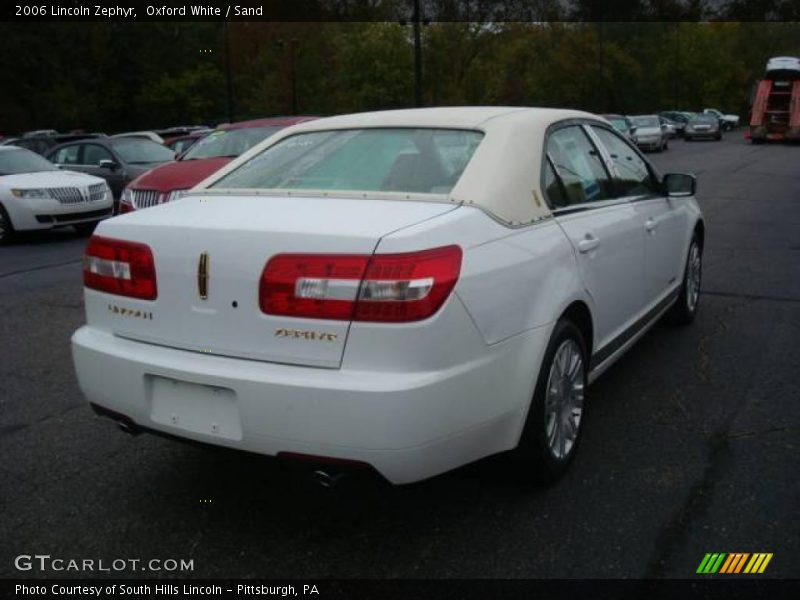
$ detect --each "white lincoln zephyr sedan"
[72,107,704,485]
[0,147,113,243]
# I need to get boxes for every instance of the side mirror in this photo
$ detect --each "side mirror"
[99,159,118,171]
[663,173,696,197]
[629,126,637,134]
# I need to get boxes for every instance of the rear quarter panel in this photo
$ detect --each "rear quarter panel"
[376,207,587,346]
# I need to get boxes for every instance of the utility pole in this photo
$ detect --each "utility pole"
[223,21,234,122]
[413,0,423,107]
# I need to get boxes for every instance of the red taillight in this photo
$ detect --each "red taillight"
[83,235,157,300]
[259,246,462,323]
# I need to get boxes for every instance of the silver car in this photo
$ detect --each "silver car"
[630,115,669,152]
[684,114,722,141]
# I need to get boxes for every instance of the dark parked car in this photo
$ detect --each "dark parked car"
[659,115,681,138]
[7,133,105,156]
[659,111,693,137]
[46,136,175,208]
[684,114,722,141]
[156,126,211,139]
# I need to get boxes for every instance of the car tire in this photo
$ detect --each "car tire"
[510,319,588,484]
[664,139,669,151]
[74,222,97,236]
[667,234,702,326]
[715,133,722,141]
[0,203,15,245]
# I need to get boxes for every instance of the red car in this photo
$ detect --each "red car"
[119,116,316,213]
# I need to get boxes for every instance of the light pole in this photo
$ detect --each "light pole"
[223,21,234,122]
[673,23,680,108]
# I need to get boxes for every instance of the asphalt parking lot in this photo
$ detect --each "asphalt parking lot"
[1,133,798,580]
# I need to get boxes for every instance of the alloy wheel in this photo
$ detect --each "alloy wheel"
[686,243,702,311]
[544,339,585,460]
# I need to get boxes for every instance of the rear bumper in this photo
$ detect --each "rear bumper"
[685,131,720,139]
[72,325,547,484]
[635,139,662,150]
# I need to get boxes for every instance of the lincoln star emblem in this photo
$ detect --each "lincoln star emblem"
[197,252,209,299]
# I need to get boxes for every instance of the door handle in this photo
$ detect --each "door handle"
[578,235,600,253]
[645,218,658,232]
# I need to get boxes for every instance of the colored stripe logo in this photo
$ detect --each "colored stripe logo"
[697,553,773,574]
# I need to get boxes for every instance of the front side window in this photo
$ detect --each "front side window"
[546,126,613,206]
[51,144,80,165]
[591,126,658,198]
[211,128,484,195]
[83,144,113,165]
[110,138,175,164]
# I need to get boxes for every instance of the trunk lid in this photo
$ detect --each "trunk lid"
[88,194,457,368]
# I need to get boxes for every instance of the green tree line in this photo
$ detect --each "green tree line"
[0,20,797,134]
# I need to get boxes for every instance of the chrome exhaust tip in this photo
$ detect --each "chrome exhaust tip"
[311,469,346,489]
[117,420,140,436]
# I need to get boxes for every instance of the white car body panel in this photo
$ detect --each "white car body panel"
[89,195,458,368]
[0,168,112,231]
[555,201,646,351]
[632,197,694,301]
[72,107,704,484]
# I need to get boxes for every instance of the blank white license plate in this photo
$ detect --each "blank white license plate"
[148,376,242,441]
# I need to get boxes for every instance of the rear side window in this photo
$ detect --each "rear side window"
[591,126,658,197]
[211,128,484,195]
[543,158,568,208]
[51,144,80,165]
[546,126,613,206]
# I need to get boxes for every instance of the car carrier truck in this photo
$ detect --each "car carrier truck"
[749,56,800,143]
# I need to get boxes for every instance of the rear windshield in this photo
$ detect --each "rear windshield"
[606,118,628,132]
[210,128,484,195]
[632,116,659,128]
[183,126,282,160]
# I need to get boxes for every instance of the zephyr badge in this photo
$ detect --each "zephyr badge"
[197,252,209,299]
